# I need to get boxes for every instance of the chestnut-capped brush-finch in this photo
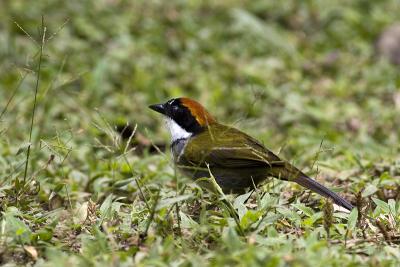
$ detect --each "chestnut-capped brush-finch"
[149,97,353,210]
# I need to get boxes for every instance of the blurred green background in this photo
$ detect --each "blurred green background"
[1,0,399,149]
[1,0,400,266]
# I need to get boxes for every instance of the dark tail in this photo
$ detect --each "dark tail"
[294,174,353,211]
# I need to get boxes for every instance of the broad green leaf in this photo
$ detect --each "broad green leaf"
[73,202,88,224]
[4,214,32,243]
[347,208,358,231]
[303,212,323,227]
[100,194,114,219]
[292,203,315,217]
[233,191,252,207]
[372,198,390,213]
[388,199,397,216]
[241,210,263,229]
[179,212,199,229]
[362,184,378,197]
[156,194,193,210]
[112,177,136,188]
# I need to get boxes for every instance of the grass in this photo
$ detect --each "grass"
[1,0,400,266]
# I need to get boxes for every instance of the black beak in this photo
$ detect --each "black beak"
[148,103,166,115]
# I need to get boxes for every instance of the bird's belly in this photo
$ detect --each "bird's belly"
[176,164,267,193]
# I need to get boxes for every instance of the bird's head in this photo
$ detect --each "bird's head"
[149,97,216,141]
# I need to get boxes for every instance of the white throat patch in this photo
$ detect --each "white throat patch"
[165,118,192,142]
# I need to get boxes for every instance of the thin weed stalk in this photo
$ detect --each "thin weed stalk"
[22,16,46,186]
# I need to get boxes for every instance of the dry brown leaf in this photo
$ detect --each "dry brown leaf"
[24,246,38,260]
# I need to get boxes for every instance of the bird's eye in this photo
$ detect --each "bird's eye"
[168,104,177,116]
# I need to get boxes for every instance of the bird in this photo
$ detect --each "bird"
[149,97,353,210]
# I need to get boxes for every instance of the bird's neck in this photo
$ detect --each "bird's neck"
[165,118,192,143]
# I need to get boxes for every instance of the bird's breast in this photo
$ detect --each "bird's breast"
[170,138,188,162]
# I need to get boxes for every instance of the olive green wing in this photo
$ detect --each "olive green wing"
[182,124,286,169]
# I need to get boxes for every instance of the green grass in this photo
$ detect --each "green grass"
[1,0,400,266]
